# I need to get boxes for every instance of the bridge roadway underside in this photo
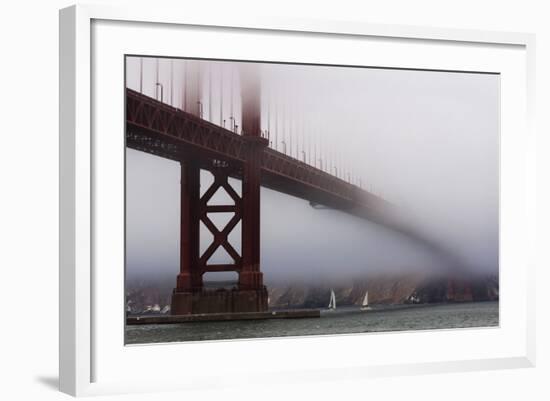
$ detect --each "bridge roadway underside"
[126,125,389,222]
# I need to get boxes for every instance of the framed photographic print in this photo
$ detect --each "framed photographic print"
[59,4,536,397]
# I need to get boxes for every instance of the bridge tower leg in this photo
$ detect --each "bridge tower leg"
[171,61,203,315]
[239,65,268,311]
[171,157,202,315]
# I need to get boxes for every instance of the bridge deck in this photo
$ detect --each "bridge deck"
[126,89,391,218]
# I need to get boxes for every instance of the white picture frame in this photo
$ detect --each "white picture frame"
[59,4,536,397]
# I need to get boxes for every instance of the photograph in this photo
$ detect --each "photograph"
[2,0,546,399]
[124,56,499,344]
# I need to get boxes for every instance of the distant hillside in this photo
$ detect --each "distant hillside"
[268,272,498,309]
[126,272,498,314]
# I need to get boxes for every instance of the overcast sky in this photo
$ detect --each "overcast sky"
[125,57,499,285]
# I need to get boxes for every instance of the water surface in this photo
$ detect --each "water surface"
[125,301,498,345]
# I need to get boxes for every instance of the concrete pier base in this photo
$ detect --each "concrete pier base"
[171,287,268,315]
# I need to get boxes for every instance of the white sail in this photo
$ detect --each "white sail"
[328,289,336,309]
[362,291,369,307]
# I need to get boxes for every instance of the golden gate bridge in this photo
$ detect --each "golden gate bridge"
[126,58,461,315]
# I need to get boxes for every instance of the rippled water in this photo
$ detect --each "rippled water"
[125,301,498,345]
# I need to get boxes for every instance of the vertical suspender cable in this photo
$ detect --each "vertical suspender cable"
[219,64,223,126]
[230,67,234,127]
[274,92,278,151]
[208,63,212,122]
[139,57,143,93]
[155,58,159,100]
[170,59,174,106]
[182,60,186,111]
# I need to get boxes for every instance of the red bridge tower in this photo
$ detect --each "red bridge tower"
[171,65,268,314]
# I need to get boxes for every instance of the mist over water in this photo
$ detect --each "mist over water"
[125,57,499,286]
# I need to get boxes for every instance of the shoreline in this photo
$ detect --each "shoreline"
[127,308,320,325]
[127,300,498,325]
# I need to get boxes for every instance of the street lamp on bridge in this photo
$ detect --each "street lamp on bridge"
[155,83,164,103]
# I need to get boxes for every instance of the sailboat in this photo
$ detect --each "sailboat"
[327,289,336,311]
[360,290,371,311]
